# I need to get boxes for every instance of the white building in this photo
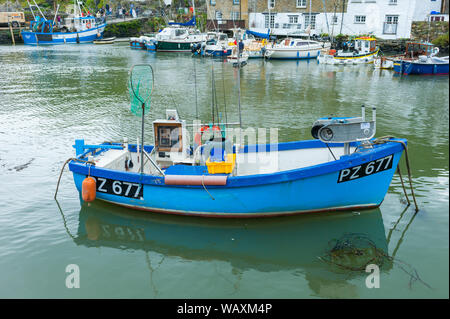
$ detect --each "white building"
[249,0,448,39]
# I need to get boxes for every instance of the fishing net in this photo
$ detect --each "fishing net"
[128,64,154,116]
[319,233,432,290]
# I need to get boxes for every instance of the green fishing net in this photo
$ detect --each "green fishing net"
[128,64,154,116]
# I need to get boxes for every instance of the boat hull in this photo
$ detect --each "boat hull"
[21,24,106,45]
[69,140,405,218]
[393,60,449,75]
[205,48,232,57]
[130,41,146,49]
[265,48,322,60]
[319,49,379,65]
[156,40,198,52]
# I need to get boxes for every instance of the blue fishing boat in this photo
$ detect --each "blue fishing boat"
[21,1,106,45]
[66,62,408,218]
[393,55,449,75]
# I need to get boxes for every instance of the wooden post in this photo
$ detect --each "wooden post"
[9,23,15,45]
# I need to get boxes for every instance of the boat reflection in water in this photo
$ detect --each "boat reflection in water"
[63,200,403,298]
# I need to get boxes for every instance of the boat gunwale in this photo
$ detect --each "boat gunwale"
[20,23,106,36]
[68,138,405,188]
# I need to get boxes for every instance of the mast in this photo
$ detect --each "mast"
[339,0,345,35]
[322,0,330,35]
[309,0,312,39]
[26,0,36,20]
[53,3,60,25]
[192,0,196,24]
[32,0,47,21]
[236,29,242,146]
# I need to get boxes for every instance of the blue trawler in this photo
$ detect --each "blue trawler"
[21,0,106,45]
[68,102,407,218]
[393,42,449,75]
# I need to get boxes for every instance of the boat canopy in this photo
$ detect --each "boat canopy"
[354,36,377,41]
[246,29,270,39]
[169,16,196,26]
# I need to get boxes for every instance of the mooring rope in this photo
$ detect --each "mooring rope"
[370,136,419,212]
[54,158,96,200]
[201,175,215,200]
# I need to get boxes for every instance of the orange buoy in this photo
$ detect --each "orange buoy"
[82,176,96,202]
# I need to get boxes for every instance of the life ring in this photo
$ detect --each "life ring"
[194,125,221,146]
[86,21,91,29]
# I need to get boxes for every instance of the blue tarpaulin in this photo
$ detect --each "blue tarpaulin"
[246,29,270,39]
[169,16,196,26]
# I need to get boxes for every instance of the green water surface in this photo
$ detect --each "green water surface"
[0,44,448,298]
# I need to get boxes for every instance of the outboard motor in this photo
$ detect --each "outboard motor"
[191,43,202,54]
[311,105,376,155]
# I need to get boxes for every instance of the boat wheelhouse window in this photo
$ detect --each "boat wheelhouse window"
[175,29,187,36]
[218,34,227,41]
[365,41,369,48]
[157,126,181,149]
[296,42,308,46]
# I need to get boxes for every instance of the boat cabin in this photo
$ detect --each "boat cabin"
[337,37,377,57]
[354,37,377,54]
[152,110,190,168]
[404,42,436,59]
[276,38,319,47]
[206,32,229,45]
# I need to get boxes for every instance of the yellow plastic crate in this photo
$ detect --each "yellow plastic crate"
[206,154,236,174]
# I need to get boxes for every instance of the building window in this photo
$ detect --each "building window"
[431,16,444,21]
[388,0,397,4]
[215,10,222,20]
[304,15,316,29]
[233,0,239,4]
[210,0,216,5]
[289,15,298,24]
[231,11,240,20]
[268,0,275,9]
[265,14,275,28]
[383,15,398,34]
[385,15,398,24]
[354,15,366,23]
[296,0,306,8]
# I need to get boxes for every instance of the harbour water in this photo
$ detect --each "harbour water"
[0,43,448,298]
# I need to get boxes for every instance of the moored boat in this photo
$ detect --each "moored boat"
[227,45,249,67]
[130,36,155,50]
[94,37,115,44]
[265,37,329,60]
[203,32,232,57]
[21,0,106,45]
[67,72,407,218]
[319,37,379,65]
[374,42,441,70]
[393,55,449,75]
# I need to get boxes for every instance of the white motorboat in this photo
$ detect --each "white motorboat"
[265,38,330,60]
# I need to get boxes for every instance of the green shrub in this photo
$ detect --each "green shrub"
[432,32,449,49]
